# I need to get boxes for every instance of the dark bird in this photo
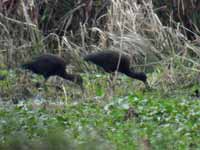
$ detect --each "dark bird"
[21,54,83,88]
[84,50,150,88]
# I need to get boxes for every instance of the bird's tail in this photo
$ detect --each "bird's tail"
[20,63,30,69]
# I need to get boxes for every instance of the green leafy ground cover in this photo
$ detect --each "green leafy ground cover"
[0,69,200,149]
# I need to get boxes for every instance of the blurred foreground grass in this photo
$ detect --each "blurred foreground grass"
[0,69,200,150]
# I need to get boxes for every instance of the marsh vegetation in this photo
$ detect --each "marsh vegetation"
[0,0,200,149]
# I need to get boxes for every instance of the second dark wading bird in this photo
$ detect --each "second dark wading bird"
[21,54,83,88]
[84,50,150,88]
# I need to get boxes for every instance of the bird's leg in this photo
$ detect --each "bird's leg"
[43,78,49,92]
[107,74,113,98]
[108,73,113,86]
[107,72,118,97]
[22,70,29,85]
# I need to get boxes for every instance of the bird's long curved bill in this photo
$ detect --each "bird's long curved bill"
[144,81,151,89]
[80,84,85,92]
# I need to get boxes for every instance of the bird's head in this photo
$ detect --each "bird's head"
[138,72,147,82]
[138,72,150,89]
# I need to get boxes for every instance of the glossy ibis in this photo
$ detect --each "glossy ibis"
[84,50,149,88]
[21,54,83,88]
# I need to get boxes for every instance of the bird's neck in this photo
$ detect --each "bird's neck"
[124,70,143,81]
[62,73,76,82]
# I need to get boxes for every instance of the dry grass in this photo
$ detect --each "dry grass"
[0,0,200,91]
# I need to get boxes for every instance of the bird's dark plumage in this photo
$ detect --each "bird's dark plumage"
[21,54,83,87]
[84,51,149,88]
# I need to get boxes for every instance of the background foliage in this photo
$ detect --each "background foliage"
[0,0,200,149]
